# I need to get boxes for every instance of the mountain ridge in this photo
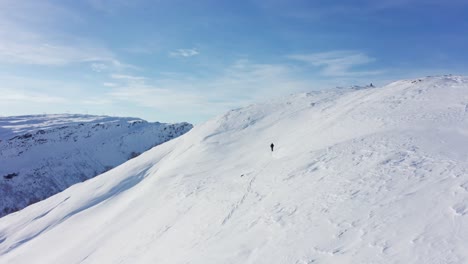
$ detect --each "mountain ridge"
[0,114,192,217]
[0,76,467,263]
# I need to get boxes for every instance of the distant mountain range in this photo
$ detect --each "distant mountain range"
[0,114,192,217]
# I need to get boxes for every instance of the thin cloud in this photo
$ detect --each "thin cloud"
[0,33,113,66]
[103,82,118,87]
[0,90,67,104]
[91,63,109,72]
[0,34,134,70]
[169,49,200,58]
[88,59,140,72]
[110,86,204,108]
[288,51,383,77]
[0,0,132,69]
[82,98,113,105]
[212,59,312,98]
[111,74,147,81]
[105,59,314,121]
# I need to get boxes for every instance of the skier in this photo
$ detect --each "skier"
[270,143,274,152]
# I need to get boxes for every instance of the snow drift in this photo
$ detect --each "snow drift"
[0,115,192,217]
[0,76,467,263]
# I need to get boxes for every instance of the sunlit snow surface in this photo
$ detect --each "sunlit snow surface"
[0,76,467,263]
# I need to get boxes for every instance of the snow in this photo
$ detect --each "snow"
[0,114,139,140]
[0,76,467,263]
[0,114,192,216]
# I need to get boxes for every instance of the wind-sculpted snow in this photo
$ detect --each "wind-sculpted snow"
[0,76,467,263]
[0,115,192,217]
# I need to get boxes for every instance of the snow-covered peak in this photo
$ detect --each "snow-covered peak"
[0,115,192,217]
[0,114,148,141]
[204,75,466,142]
[386,74,468,87]
[0,76,467,263]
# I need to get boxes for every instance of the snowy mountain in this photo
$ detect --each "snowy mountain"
[0,114,192,217]
[0,76,467,263]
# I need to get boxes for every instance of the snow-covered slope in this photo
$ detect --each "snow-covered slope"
[0,114,192,217]
[0,76,467,263]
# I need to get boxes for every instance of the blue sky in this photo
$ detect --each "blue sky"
[1,0,467,123]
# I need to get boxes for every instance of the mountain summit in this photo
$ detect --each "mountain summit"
[0,76,467,263]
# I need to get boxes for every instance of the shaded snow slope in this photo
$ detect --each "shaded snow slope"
[0,76,467,263]
[0,114,192,217]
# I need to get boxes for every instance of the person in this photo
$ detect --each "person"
[270,143,274,152]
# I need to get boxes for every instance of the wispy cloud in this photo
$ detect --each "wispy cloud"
[210,59,312,99]
[0,1,80,64]
[110,86,205,109]
[91,63,109,72]
[110,74,147,81]
[103,82,118,87]
[0,0,83,26]
[0,28,114,66]
[0,89,67,104]
[169,49,200,58]
[82,98,114,105]
[288,51,382,77]
[0,33,137,72]
[90,59,140,72]
[0,0,135,71]
[101,58,315,122]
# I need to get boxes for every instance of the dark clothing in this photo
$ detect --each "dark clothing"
[270,143,274,152]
